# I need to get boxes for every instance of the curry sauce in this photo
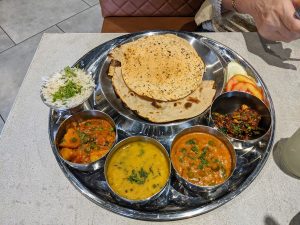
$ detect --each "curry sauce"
[59,119,115,164]
[106,141,169,201]
[171,132,232,186]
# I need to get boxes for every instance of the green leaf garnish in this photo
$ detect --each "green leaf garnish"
[52,80,82,102]
[64,66,77,78]
[186,139,196,145]
[128,168,149,185]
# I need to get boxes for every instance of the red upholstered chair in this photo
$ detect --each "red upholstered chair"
[100,0,204,32]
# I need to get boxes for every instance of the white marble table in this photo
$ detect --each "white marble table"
[0,33,299,225]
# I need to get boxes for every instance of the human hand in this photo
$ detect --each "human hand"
[238,0,300,42]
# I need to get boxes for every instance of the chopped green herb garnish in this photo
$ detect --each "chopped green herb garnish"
[200,157,209,166]
[138,148,145,157]
[84,147,91,153]
[208,140,214,146]
[52,80,82,102]
[64,66,77,78]
[186,139,196,145]
[128,168,149,185]
[180,148,187,153]
[232,124,241,135]
[200,146,208,158]
[198,146,209,169]
[90,142,97,150]
[220,127,228,134]
[191,145,199,153]
[77,131,89,144]
[71,137,77,143]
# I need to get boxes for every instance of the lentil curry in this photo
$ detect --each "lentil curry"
[106,141,169,201]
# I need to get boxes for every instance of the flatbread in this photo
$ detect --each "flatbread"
[119,34,205,101]
[112,67,215,123]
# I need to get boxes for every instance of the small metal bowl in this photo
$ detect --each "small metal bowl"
[104,136,171,206]
[209,91,272,144]
[40,91,91,114]
[54,110,117,171]
[40,68,95,114]
[170,125,236,193]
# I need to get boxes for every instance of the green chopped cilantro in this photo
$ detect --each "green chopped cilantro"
[208,140,214,146]
[186,139,196,145]
[198,146,209,170]
[138,148,145,157]
[191,145,199,153]
[128,168,149,185]
[70,137,77,143]
[64,66,77,78]
[52,80,82,102]
[180,148,187,153]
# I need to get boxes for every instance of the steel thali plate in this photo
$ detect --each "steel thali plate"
[48,31,275,221]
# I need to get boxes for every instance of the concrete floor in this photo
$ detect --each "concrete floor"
[0,0,103,133]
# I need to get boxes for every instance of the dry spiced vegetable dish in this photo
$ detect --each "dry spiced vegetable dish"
[59,119,115,164]
[213,104,262,140]
[171,132,233,187]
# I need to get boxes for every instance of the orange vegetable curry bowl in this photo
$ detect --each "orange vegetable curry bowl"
[170,125,236,193]
[54,110,117,171]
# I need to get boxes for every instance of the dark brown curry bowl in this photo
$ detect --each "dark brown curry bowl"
[209,91,272,144]
[170,125,236,194]
[54,110,117,172]
[104,136,171,206]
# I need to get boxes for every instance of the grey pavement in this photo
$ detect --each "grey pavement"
[0,0,103,132]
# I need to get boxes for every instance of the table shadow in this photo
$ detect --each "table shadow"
[264,215,280,225]
[272,138,300,179]
[242,33,300,70]
[290,212,300,225]
[264,212,300,225]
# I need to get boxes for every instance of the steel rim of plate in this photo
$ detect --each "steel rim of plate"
[48,31,275,221]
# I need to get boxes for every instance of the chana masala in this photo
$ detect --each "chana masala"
[171,132,233,186]
[59,119,115,164]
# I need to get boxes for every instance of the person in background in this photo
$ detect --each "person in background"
[195,0,300,42]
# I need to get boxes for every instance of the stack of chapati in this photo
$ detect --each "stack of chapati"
[108,34,216,123]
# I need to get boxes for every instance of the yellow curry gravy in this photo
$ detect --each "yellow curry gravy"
[171,132,232,186]
[106,141,169,201]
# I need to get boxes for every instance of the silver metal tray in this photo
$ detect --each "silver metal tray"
[48,31,275,221]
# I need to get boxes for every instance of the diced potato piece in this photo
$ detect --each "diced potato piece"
[90,151,104,162]
[59,128,80,148]
[60,148,74,161]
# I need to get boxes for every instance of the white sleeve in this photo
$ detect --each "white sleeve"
[210,0,223,21]
[194,0,222,26]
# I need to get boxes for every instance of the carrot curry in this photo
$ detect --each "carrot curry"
[59,119,115,164]
[171,132,232,186]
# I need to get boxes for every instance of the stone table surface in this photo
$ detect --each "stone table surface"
[0,33,299,225]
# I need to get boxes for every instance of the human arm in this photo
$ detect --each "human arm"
[221,0,300,42]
